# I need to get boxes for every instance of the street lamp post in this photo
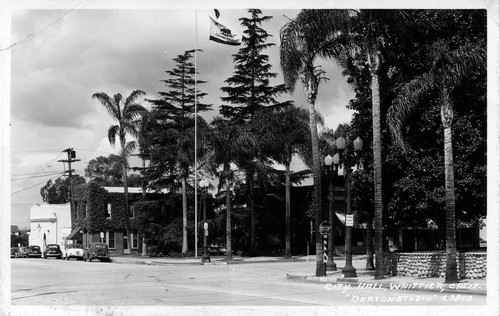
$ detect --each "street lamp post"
[324,154,337,272]
[335,136,363,278]
[199,179,211,263]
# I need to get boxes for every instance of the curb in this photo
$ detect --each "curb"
[286,273,487,296]
[111,257,306,266]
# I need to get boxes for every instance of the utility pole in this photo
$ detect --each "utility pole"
[58,148,80,207]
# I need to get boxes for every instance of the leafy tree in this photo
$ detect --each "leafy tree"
[92,90,147,215]
[40,175,86,204]
[339,10,486,280]
[84,154,124,186]
[220,9,292,255]
[85,154,145,188]
[146,49,211,255]
[388,38,485,283]
[11,233,29,247]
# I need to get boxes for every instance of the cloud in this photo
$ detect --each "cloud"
[9,8,356,228]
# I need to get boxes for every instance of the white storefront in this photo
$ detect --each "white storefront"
[29,203,72,250]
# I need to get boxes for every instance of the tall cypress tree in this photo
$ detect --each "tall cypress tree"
[220,9,293,255]
[220,9,292,120]
[147,49,212,255]
[149,49,211,126]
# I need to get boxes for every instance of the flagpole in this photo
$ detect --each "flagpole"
[194,9,198,259]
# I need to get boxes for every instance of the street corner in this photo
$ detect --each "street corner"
[286,272,486,297]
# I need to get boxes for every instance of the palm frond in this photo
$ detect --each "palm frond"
[122,141,137,158]
[122,121,140,139]
[279,18,304,92]
[445,40,486,87]
[113,94,124,119]
[107,124,120,147]
[123,104,147,122]
[124,89,146,107]
[387,72,434,150]
[92,92,119,120]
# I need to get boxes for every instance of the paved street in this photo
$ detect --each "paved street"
[10,257,486,310]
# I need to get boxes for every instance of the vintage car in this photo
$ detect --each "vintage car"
[26,245,42,258]
[64,243,84,260]
[43,244,63,259]
[208,243,227,256]
[83,243,111,262]
[18,246,28,258]
[11,247,20,258]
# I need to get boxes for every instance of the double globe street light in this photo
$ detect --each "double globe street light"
[324,136,363,278]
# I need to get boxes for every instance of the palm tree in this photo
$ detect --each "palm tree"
[387,39,485,283]
[254,106,311,258]
[93,90,147,213]
[280,10,351,277]
[281,8,406,279]
[209,117,256,261]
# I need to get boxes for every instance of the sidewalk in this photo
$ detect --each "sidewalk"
[110,254,486,296]
[286,255,487,296]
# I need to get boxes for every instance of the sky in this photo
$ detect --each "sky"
[8,6,356,229]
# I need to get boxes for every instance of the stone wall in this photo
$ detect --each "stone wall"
[382,252,486,279]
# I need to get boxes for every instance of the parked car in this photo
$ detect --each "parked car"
[18,246,29,258]
[208,244,227,256]
[11,247,20,258]
[64,243,84,260]
[83,243,111,262]
[43,244,62,259]
[26,245,42,258]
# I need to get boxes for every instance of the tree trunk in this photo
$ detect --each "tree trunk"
[285,162,291,259]
[225,165,233,261]
[304,73,324,277]
[248,173,256,256]
[141,158,147,256]
[365,219,375,270]
[441,91,458,283]
[122,156,129,216]
[181,176,188,255]
[371,70,384,280]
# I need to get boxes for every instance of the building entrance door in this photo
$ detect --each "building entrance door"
[123,232,130,254]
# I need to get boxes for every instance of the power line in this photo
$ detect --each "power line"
[11,172,62,181]
[46,151,65,167]
[73,147,117,155]
[0,4,83,52]
[11,149,64,155]
[11,175,60,195]
[12,171,62,177]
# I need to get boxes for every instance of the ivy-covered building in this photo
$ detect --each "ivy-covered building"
[67,182,151,255]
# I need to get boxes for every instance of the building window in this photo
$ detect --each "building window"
[131,232,139,249]
[105,203,112,218]
[106,231,115,249]
[128,204,134,218]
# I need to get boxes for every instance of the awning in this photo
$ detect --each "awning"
[66,226,82,240]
